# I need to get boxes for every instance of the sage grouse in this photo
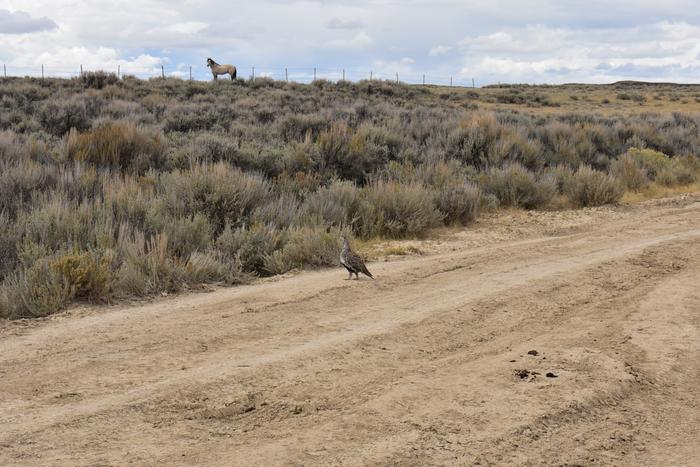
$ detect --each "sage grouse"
[340,234,373,280]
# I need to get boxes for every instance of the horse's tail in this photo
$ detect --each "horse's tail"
[232,67,237,80]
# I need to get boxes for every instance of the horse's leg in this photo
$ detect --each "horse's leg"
[213,72,217,81]
[230,72,234,81]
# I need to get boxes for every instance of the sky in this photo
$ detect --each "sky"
[1,0,700,85]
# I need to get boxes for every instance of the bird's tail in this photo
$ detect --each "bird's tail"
[363,267,374,279]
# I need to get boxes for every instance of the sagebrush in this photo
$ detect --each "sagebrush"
[1,75,698,318]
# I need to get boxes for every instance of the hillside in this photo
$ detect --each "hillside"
[1,74,699,318]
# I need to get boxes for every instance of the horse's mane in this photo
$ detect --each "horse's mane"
[208,58,220,66]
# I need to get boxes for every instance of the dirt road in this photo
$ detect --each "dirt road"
[1,195,699,466]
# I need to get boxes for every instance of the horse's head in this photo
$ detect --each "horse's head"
[206,58,213,67]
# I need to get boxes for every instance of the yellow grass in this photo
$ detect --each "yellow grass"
[622,181,700,204]
[426,82,700,116]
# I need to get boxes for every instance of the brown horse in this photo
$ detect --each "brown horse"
[206,58,237,81]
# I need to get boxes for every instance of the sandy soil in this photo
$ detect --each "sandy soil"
[1,194,699,466]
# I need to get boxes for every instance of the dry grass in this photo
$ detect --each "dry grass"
[621,181,700,204]
[1,75,699,319]
[434,82,700,116]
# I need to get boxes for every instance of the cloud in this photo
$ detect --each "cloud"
[4,1,700,84]
[160,21,209,35]
[458,21,700,83]
[325,31,374,50]
[428,45,451,57]
[327,17,364,30]
[0,9,57,34]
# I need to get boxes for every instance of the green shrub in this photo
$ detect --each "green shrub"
[656,161,697,186]
[183,251,243,285]
[0,213,20,280]
[65,122,166,172]
[358,180,443,238]
[544,165,574,193]
[251,194,302,228]
[303,180,360,228]
[51,249,114,302]
[0,259,70,319]
[215,223,284,275]
[162,214,213,258]
[624,147,671,178]
[480,163,556,209]
[38,98,91,136]
[610,153,650,191]
[263,226,340,275]
[565,166,624,207]
[434,182,481,224]
[80,71,119,89]
[160,163,271,234]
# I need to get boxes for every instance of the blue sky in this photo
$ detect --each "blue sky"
[1,1,700,85]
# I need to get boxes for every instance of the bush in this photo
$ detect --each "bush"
[3,76,700,319]
[263,226,340,275]
[358,180,443,238]
[183,251,243,285]
[624,147,671,178]
[610,153,649,191]
[51,249,114,302]
[0,213,20,280]
[0,259,70,319]
[81,71,119,89]
[216,223,284,275]
[0,249,113,319]
[65,122,166,172]
[656,161,697,186]
[160,163,271,234]
[565,166,624,207]
[38,98,91,136]
[480,163,556,209]
[434,182,481,224]
[303,180,360,228]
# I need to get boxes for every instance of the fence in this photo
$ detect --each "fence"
[0,63,479,88]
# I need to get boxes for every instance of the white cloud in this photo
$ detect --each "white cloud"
[325,31,374,51]
[458,21,700,83]
[327,17,364,30]
[161,21,208,35]
[428,45,451,56]
[0,9,57,34]
[2,2,700,84]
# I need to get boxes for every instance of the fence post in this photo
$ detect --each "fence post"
[370,71,372,81]
[285,67,288,82]
[3,64,6,78]
[396,72,399,84]
[80,64,83,76]
[313,67,316,81]
[161,65,165,79]
[342,69,345,81]
[252,66,255,81]
[189,66,192,81]
[472,78,475,88]
[41,64,44,80]
[450,76,453,88]
[117,65,120,79]
[423,74,425,86]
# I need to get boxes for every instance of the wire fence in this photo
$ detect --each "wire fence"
[0,63,480,88]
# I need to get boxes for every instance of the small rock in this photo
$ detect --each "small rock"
[527,350,539,356]
[546,372,558,378]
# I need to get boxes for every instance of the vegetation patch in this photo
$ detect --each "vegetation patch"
[0,75,699,318]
